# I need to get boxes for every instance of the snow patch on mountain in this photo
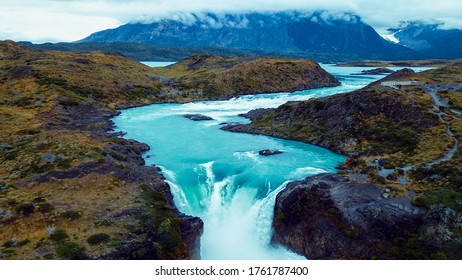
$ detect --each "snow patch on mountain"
[381,32,400,44]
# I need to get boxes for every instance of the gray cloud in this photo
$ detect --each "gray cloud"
[1,0,461,42]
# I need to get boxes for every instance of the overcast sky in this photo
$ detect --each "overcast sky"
[1,0,461,43]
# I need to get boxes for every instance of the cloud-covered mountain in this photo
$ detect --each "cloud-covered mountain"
[385,21,462,59]
[80,11,419,60]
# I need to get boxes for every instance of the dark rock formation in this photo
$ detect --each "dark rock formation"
[103,215,203,260]
[183,114,214,121]
[273,173,425,259]
[221,122,263,134]
[259,149,283,156]
[179,216,204,260]
[373,68,417,84]
[239,108,274,120]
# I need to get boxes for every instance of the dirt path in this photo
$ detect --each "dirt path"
[378,83,462,185]
[421,83,460,166]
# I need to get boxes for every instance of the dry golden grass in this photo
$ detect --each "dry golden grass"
[408,125,453,164]
[421,61,462,83]
[0,173,143,259]
[438,91,462,111]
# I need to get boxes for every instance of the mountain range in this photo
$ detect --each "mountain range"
[79,11,420,61]
[384,21,462,59]
[25,11,462,61]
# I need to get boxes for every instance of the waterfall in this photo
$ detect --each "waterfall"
[165,161,305,260]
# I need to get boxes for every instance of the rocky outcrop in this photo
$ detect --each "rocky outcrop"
[179,216,204,260]
[223,78,439,157]
[373,68,418,84]
[103,214,203,260]
[183,114,214,121]
[258,149,283,156]
[238,108,275,120]
[273,173,425,259]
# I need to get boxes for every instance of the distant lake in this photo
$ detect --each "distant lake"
[140,61,176,67]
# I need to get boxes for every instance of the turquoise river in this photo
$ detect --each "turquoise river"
[113,64,431,260]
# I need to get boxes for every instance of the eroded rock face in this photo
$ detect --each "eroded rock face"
[273,173,425,259]
[103,215,203,260]
[179,216,204,260]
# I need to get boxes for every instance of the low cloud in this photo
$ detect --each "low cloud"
[1,0,461,42]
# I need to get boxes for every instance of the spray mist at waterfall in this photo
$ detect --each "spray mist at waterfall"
[163,161,304,259]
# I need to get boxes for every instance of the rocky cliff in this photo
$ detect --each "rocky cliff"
[273,174,425,259]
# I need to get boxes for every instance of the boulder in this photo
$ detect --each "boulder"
[183,114,214,121]
[259,149,283,156]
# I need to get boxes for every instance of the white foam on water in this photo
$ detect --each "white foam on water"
[165,180,193,215]
[195,162,305,260]
[157,165,176,181]
[287,166,327,180]
[233,151,261,163]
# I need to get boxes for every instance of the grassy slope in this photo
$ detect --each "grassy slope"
[1,41,166,108]
[409,62,462,192]
[0,41,193,260]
